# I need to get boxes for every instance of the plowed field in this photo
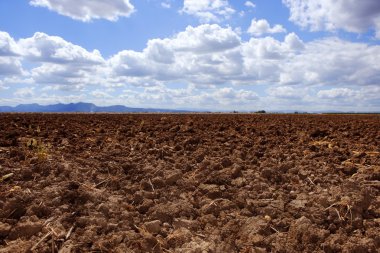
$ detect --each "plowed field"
[0,113,379,252]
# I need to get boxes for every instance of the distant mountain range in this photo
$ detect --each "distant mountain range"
[0,103,378,114]
[0,102,189,113]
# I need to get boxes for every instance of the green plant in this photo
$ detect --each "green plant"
[26,138,48,161]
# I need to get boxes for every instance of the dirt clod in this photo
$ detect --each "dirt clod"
[8,219,42,240]
[144,220,162,234]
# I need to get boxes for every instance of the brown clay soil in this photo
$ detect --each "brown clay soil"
[0,113,379,253]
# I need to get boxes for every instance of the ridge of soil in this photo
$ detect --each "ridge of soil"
[0,114,379,252]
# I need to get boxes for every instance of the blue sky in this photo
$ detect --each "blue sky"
[0,0,380,111]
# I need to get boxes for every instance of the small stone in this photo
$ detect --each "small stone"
[231,177,246,187]
[144,220,162,234]
[261,168,272,179]
[298,170,309,179]
[288,199,308,209]
[221,157,232,168]
[151,177,165,188]
[140,180,153,191]
[0,222,12,237]
[165,171,183,185]
[264,215,272,221]
[61,138,69,145]
[173,218,198,230]
[231,165,242,178]
[253,247,267,253]
[97,203,109,216]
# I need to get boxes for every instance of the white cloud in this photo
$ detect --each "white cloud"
[214,87,258,101]
[29,0,135,22]
[15,32,106,90]
[245,1,255,8]
[181,0,235,23]
[91,90,112,98]
[242,36,288,62]
[108,24,242,85]
[267,86,304,99]
[0,32,23,78]
[0,57,23,76]
[248,19,287,36]
[279,38,380,86]
[109,50,151,78]
[109,24,241,81]
[161,2,171,9]
[193,88,259,108]
[170,24,240,53]
[283,0,380,39]
[118,85,258,109]
[361,86,380,102]
[30,62,106,90]
[312,86,380,110]
[118,85,195,108]
[284,32,304,50]
[14,87,35,98]
[106,24,380,91]
[317,88,358,99]
[1,26,380,111]
[0,32,20,56]
[18,32,104,64]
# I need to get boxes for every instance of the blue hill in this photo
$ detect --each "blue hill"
[0,102,188,113]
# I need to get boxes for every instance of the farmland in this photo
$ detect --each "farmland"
[0,113,379,252]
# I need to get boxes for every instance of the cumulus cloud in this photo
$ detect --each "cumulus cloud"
[267,86,304,99]
[283,0,380,39]
[312,87,380,110]
[106,24,380,90]
[18,32,104,65]
[0,32,23,78]
[247,19,287,36]
[0,57,23,76]
[29,0,135,22]
[30,61,108,91]
[110,50,152,78]
[110,24,241,81]
[118,85,259,109]
[245,1,255,8]
[170,24,240,53]
[15,32,106,89]
[181,0,235,23]
[31,64,84,88]
[161,2,171,9]
[118,85,194,108]
[1,25,380,110]
[284,32,304,50]
[108,24,242,85]
[193,88,259,108]
[317,88,358,99]
[264,86,380,111]
[14,87,35,98]
[0,32,20,56]
[214,87,258,101]
[91,90,112,98]
[279,38,380,86]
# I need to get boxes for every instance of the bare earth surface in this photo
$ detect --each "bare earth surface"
[0,113,379,253]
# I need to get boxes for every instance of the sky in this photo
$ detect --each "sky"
[0,0,380,112]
